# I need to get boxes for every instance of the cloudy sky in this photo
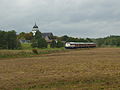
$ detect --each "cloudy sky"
[0,0,120,38]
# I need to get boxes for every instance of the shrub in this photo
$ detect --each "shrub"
[32,49,38,54]
[56,40,64,48]
[50,40,57,48]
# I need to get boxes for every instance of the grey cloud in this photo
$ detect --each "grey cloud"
[0,0,120,38]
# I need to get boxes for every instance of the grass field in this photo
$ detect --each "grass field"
[0,48,120,90]
[21,43,32,50]
[0,43,66,58]
[0,48,66,58]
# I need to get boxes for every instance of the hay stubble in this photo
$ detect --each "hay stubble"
[0,48,120,89]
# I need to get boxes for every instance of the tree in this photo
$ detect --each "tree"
[86,38,93,42]
[31,30,48,48]
[60,35,69,41]
[50,40,57,48]
[0,31,7,49]
[37,38,48,48]
[17,32,33,40]
[7,30,17,49]
[24,32,33,40]
[0,30,21,49]
[95,35,120,47]
[31,39,38,48]
[17,32,25,39]
[56,40,64,48]
[34,30,42,39]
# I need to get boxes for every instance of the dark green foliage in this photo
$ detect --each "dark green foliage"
[7,31,17,49]
[95,35,120,47]
[17,32,25,39]
[50,40,64,48]
[0,30,21,49]
[50,36,58,40]
[0,31,7,49]
[96,38,104,47]
[66,37,86,42]
[31,31,48,48]
[50,40,57,48]
[17,32,33,40]
[37,38,48,48]
[60,35,93,42]
[34,30,42,39]
[86,38,93,42]
[56,40,64,48]
[60,35,69,41]
[31,38,38,48]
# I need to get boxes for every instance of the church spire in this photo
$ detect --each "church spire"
[32,22,39,36]
[33,22,38,28]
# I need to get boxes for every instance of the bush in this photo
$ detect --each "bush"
[50,40,57,48]
[56,40,64,48]
[32,49,38,54]
[50,40,64,48]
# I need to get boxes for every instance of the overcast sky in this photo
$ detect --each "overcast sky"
[0,0,120,38]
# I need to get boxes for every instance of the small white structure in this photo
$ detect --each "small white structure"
[32,23,39,36]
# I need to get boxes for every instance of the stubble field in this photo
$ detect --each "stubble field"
[0,48,120,90]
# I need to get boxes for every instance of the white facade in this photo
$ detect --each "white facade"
[32,23,39,36]
[32,28,39,36]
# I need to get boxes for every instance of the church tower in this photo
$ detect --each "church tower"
[32,23,39,36]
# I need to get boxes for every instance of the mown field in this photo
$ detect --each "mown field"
[0,48,120,90]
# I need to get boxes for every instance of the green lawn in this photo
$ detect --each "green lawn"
[21,43,32,50]
[0,47,66,58]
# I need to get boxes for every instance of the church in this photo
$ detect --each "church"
[32,23,53,43]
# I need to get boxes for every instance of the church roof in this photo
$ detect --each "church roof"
[42,33,53,37]
[42,33,53,40]
[33,23,38,28]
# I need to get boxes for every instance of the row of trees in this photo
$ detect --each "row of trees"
[0,30,65,49]
[0,30,94,49]
[17,32,33,40]
[0,30,21,49]
[95,35,120,47]
[17,32,93,42]
[52,35,93,42]
[3,30,120,49]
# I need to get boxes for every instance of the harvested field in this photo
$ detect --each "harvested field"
[0,48,120,90]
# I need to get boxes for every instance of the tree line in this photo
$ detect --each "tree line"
[57,35,93,42]
[95,35,120,47]
[0,30,21,49]
[0,30,95,49]
[1,30,120,49]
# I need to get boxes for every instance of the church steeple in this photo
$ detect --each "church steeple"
[33,22,38,28]
[32,23,39,36]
